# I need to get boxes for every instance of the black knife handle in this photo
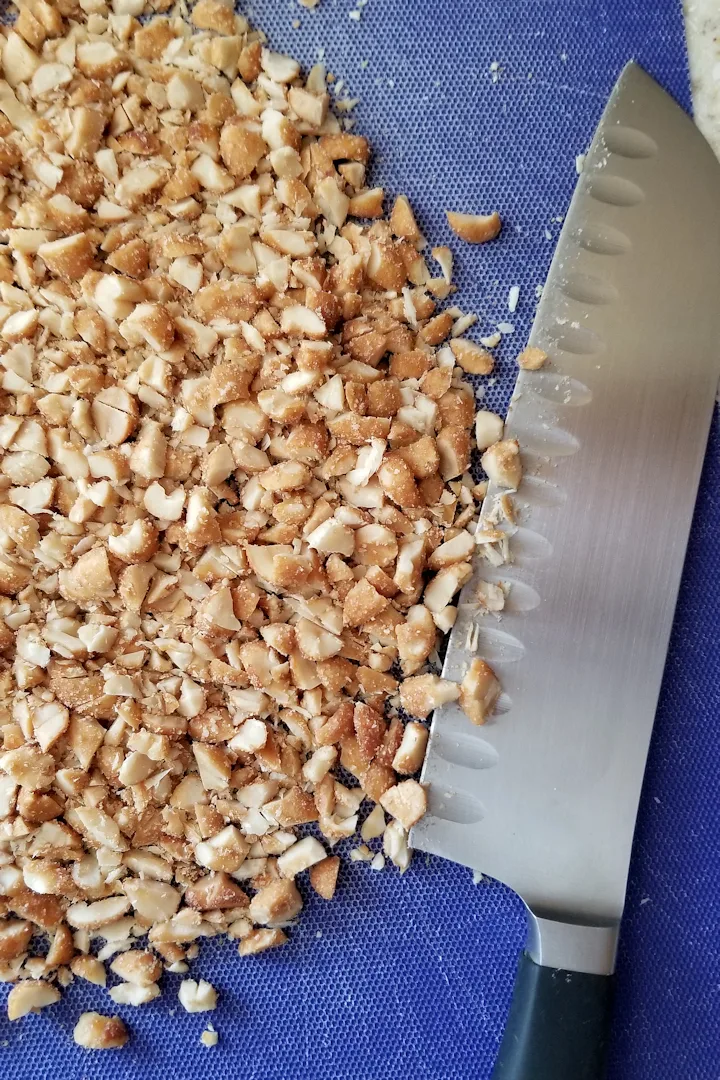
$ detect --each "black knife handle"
[492,950,614,1080]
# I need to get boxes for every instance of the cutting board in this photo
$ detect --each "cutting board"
[2,3,718,1079]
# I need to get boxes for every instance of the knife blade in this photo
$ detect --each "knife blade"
[411,61,720,1079]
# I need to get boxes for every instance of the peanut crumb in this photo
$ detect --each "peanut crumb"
[201,1025,219,1048]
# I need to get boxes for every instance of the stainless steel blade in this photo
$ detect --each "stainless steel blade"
[412,62,720,972]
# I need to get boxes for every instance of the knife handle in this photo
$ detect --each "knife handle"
[491,951,614,1080]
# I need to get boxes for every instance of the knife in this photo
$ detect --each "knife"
[411,61,720,1080]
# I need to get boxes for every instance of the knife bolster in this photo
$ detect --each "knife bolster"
[527,913,618,976]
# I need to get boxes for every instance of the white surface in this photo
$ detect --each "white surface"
[685,0,720,158]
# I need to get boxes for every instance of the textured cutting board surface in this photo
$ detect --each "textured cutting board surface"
[2,3,719,1079]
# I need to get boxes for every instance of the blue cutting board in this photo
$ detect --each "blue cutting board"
[2,3,719,1079]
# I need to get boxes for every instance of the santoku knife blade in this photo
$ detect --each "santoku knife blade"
[412,62,720,1080]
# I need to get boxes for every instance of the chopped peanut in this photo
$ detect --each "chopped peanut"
[110,951,162,988]
[396,606,437,675]
[178,979,218,1014]
[517,346,548,370]
[475,410,505,451]
[380,780,428,830]
[390,195,421,241]
[249,880,303,927]
[0,0,515,1031]
[481,439,522,489]
[239,929,288,955]
[459,659,502,725]
[446,210,502,244]
[450,338,494,375]
[392,722,430,774]
[309,856,340,900]
[400,674,461,719]
[7,981,61,1020]
[71,957,107,987]
[73,1012,128,1050]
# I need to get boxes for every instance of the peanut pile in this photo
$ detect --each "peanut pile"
[0,0,518,1046]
